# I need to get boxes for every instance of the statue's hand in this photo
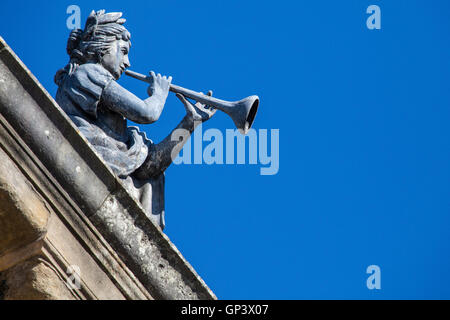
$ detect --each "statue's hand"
[176,90,217,123]
[147,71,172,100]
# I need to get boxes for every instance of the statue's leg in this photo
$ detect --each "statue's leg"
[132,143,164,180]
[121,173,166,230]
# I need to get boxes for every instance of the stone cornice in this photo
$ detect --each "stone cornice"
[0,36,216,300]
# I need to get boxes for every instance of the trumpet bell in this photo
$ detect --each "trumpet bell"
[228,95,260,135]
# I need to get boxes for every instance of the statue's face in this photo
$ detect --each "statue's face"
[101,39,131,80]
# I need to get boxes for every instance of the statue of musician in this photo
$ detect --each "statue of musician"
[54,10,216,230]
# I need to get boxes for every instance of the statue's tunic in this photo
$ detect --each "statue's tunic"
[55,63,165,229]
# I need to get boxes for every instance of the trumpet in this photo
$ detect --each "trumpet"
[124,70,259,135]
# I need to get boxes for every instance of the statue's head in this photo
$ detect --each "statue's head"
[64,10,131,80]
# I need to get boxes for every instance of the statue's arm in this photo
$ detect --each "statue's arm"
[101,76,170,124]
[133,92,216,180]
[133,116,197,179]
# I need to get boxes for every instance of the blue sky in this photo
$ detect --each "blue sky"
[1,0,450,299]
